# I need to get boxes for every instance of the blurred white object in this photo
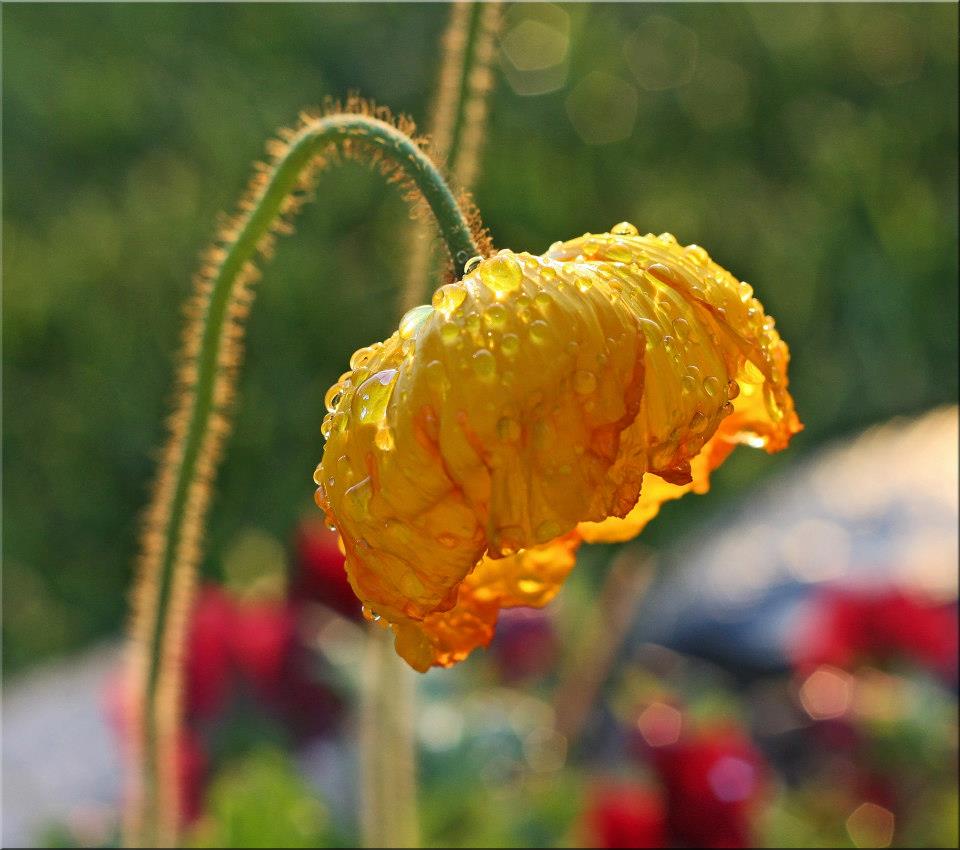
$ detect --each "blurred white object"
[2,644,123,847]
[639,406,958,668]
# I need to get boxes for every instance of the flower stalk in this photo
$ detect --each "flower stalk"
[126,101,481,847]
[360,626,420,848]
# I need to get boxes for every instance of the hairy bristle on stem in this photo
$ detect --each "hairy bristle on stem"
[125,95,483,847]
[401,2,502,310]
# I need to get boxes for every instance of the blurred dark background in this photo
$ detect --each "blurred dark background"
[4,2,958,674]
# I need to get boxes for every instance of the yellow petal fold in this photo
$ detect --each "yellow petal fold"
[314,227,801,670]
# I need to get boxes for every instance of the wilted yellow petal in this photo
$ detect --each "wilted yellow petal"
[315,228,801,669]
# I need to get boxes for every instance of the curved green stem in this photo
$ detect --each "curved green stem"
[127,110,479,847]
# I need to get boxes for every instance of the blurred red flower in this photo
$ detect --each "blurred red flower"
[489,607,558,682]
[650,727,767,849]
[585,783,666,848]
[292,518,362,620]
[791,585,958,680]
[229,596,298,700]
[185,585,236,719]
[177,729,208,825]
[185,582,342,736]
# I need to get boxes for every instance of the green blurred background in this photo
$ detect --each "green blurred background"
[3,2,957,674]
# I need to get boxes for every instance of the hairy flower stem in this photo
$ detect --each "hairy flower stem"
[401,1,502,311]
[126,109,480,847]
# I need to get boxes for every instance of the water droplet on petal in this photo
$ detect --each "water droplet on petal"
[703,376,721,397]
[320,414,334,439]
[350,346,374,370]
[529,320,550,345]
[432,283,467,314]
[498,334,520,359]
[472,348,496,380]
[464,255,483,274]
[658,232,678,245]
[574,370,597,395]
[440,322,460,345]
[354,369,399,424]
[484,303,508,329]
[607,243,633,262]
[324,383,343,412]
[399,304,434,340]
[685,244,710,265]
[479,254,522,296]
[312,463,324,485]
[726,379,740,400]
[611,221,639,236]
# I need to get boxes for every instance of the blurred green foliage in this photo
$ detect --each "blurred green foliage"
[187,748,335,848]
[3,3,957,672]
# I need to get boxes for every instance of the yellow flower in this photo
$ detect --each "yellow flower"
[313,225,801,671]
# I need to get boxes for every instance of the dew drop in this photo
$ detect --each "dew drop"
[682,375,696,394]
[611,221,639,236]
[440,321,460,345]
[690,411,709,433]
[399,304,434,340]
[646,263,677,286]
[350,346,374,370]
[479,254,522,295]
[658,232,678,245]
[529,320,550,345]
[726,379,740,400]
[432,283,467,314]
[484,303,508,328]
[312,463,324,485]
[575,275,593,292]
[324,383,343,412]
[673,317,691,341]
[534,291,552,311]
[607,243,633,263]
[738,281,754,303]
[472,348,496,380]
[703,376,721,397]
[501,333,520,357]
[685,244,710,265]
[320,414,334,439]
[574,370,597,395]
[424,359,446,392]
[353,369,399,424]
[463,255,483,274]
